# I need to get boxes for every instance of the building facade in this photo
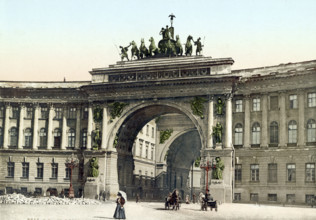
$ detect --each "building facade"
[0,57,315,205]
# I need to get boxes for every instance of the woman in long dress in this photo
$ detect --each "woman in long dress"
[113,192,126,219]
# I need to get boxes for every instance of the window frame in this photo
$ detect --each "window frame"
[250,164,259,181]
[252,98,261,111]
[235,99,243,112]
[305,163,315,182]
[287,164,296,182]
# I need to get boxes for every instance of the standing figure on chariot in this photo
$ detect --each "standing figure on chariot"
[194,37,203,55]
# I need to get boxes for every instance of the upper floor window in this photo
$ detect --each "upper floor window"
[83,107,89,119]
[24,128,32,147]
[270,121,279,144]
[234,123,243,145]
[287,164,296,182]
[307,119,316,142]
[146,125,149,136]
[65,166,71,179]
[68,108,76,119]
[252,122,261,145]
[139,140,143,157]
[0,127,3,147]
[0,106,4,118]
[39,128,47,147]
[152,127,155,138]
[235,164,242,182]
[41,107,48,119]
[22,162,29,178]
[53,128,61,147]
[235,100,243,112]
[37,163,44,179]
[55,107,62,119]
[250,164,259,181]
[7,162,14,177]
[268,163,277,183]
[151,145,154,160]
[306,163,315,182]
[289,95,297,109]
[51,163,58,179]
[11,107,19,119]
[81,129,87,149]
[308,93,316,107]
[253,98,260,111]
[68,129,75,148]
[26,107,33,119]
[145,144,149,159]
[288,120,297,144]
[9,127,18,147]
[270,96,279,111]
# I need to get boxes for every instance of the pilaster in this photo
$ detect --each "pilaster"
[18,104,25,149]
[279,92,287,147]
[32,104,39,150]
[207,96,214,148]
[298,91,305,147]
[244,95,251,148]
[47,104,54,150]
[261,94,268,148]
[3,104,11,149]
[87,104,93,150]
[75,106,81,149]
[101,106,108,149]
[61,106,67,150]
[225,94,233,148]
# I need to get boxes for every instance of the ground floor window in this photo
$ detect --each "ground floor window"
[306,195,315,204]
[35,188,42,195]
[6,187,13,194]
[268,194,277,202]
[21,187,27,195]
[286,194,295,203]
[234,193,241,201]
[250,193,258,202]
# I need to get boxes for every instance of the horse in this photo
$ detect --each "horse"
[185,35,193,56]
[175,35,183,56]
[148,37,159,56]
[130,41,140,60]
[139,38,149,59]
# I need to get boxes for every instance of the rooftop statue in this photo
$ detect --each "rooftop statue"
[194,37,203,56]
[119,45,130,61]
[149,37,159,56]
[139,38,149,59]
[130,41,140,60]
[185,35,193,56]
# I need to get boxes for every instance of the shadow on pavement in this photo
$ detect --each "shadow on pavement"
[93,216,113,219]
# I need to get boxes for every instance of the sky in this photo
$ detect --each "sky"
[0,0,316,82]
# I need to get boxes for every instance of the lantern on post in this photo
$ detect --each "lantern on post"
[66,153,79,198]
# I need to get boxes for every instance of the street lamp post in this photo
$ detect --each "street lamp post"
[200,161,212,194]
[66,153,79,198]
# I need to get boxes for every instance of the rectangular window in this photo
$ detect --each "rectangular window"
[12,107,19,119]
[26,107,33,119]
[234,193,241,201]
[235,164,242,182]
[152,127,155,138]
[139,141,143,157]
[21,187,27,195]
[68,108,76,119]
[235,100,243,112]
[287,164,296,182]
[253,98,260,111]
[306,163,315,182]
[306,195,315,204]
[65,166,71,179]
[55,107,62,119]
[270,96,279,111]
[22,162,29,178]
[250,193,258,202]
[83,107,88,119]
[6,187,13,194]
[289,95,297,109]
[308,93,316,107]
[41,107,48,119]
[268,164,277,183]
[7,162,14,177]
[0,106,4,117]
[268,194,277,202]
[52,163,58,179]
[250,164,259,181]
[146,125,149,136]
[35,188,42,195]
[151,145,154,160]
[146,145,149,159]
[286,194,295,203]
[37,163,44,179]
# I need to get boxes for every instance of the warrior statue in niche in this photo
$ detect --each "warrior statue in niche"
[215,98,225,115]
[212,122,223,143]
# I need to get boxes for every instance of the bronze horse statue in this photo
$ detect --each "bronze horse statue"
[130,41,140,60]
[185,35,193,56]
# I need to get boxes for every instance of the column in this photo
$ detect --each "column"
[61,106,67,150]
[87,104,93,150]
[244,95,251,148]
[75,106,81,149]
[225,94,233,148]
[279,92,287,147]
[18,104,25,149]
[3,104,11,149]
[47,104,54,149]
[298,91,305,147]
[261,94,268,148]
[207,96,214,148]
[32,104,39,150]
[105,151,119,200]
[101,106,108,149]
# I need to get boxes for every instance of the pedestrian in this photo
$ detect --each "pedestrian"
[113,192,126,219]
[136,193,140,203]
[193,193,196,204]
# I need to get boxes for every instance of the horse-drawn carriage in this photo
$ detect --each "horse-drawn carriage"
[200,193,218,211]
[165,189,181,210]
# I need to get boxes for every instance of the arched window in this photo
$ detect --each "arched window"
[252,122,261,145]
[68,128,75,148]
[9,127,18,147]
[0,127,3,147]
[24,128,32,147]
[307,119,316,142]
[81,129,87,149]
[288,120,297,144]
[270,121,279,144]
[234,123,243,145]
[53,128,61,147]
[39,128,47,147]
